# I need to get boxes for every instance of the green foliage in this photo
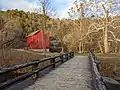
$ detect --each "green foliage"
[0,10,52,35]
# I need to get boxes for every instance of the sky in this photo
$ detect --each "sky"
[0,0,120,19]
[0,0,74,18]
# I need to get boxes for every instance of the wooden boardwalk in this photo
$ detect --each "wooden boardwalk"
[22,56,92,90]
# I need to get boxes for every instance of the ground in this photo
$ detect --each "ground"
[97,55,120,81]
[80,53,120,81]
[0,49,59,68]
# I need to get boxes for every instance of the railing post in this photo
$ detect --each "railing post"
[51,58,56,68]
[32,63,39,79]
[60,54,64,63]
[66,53,69,60]
[69,52,72,58]
[32,63,39,71]
[72,52,74,57]
[70,52,73,58]
[70,52,74,58]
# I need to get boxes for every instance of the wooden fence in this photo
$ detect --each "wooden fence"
[89,51,120,90]
[0,52,74,89]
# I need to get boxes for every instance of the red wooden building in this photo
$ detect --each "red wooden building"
[26,31,50,49]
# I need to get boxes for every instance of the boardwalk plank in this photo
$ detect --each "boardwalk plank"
[23,56,92,90]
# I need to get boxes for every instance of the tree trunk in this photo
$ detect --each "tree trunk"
[61,47,64,53]
[115,42,118,53]
[104,26,108,53]
[104,11,109,53]
[42,29,47,56]
[98,40,103,53]
[102,5,109,53]
[61,42,66,53]
[42,0,47,57]
[79,41,83,53]
[1,36,6,67]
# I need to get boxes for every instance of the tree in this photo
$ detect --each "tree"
[68,0,89,53]
[69,0,120,53]
[0,15,26,67]
[68,0,88,19]
[62,19,91,52]
[37,0,55,55]
[87,0,120,53]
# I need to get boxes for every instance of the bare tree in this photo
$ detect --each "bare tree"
[68,0,89,53]
[36,0,56,55]
[68,0,88,19]
[87,0,120,53]
[68,0,120,53]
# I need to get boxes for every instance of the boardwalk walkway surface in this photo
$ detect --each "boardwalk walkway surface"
[23,56,92,90]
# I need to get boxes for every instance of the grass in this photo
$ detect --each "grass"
[0,49,59,68]
[93,53,120,81]
[0,49,61,80]
[95,53,120,57]
[75,52,89,56]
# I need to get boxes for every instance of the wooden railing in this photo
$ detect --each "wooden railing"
[89,51,120,90]
[0,52,74,89]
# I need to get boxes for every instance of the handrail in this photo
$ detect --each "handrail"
[89,51,120,90]
[0,52,74,89]
[89,52,107,90]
